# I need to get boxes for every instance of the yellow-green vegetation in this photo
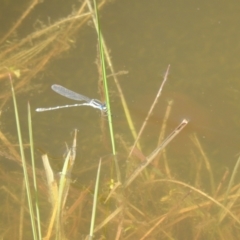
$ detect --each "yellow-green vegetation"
[0,1,239,240]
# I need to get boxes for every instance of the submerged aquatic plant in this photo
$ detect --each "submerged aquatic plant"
[1,1,240,240]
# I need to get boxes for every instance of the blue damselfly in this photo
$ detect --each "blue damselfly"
[36,84,107,112]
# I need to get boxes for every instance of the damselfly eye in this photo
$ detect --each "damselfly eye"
[102,103,107,112]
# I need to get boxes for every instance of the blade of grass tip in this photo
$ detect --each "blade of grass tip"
[223,156,240,206]
[89,158,102,239]
[128,64,170,160]
[92,0,121,182]
[55,131,77,240]
[42,157,58,240]
[218,155,240,223]
[9,74,38,240]
[56,150,72,240]
[87,1,139,149]
[42,154,58,207]
[157,100,173,148]
[28,102,42,240]
[61,129,78,211]
[124,119,188,188]
[156,100,174,178]
[190,133,215,195]
[219,184,240,224]
[213,168,229,199]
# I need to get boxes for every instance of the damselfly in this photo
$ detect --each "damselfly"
[36,84,107,113]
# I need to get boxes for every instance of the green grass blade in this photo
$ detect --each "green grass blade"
[28,102,42,240]
[89,158,102,239]
[9,75,38,240]
[93,0,115,152]
[92,0,121,182]
[86,1,139,149]
[55,150,71,240]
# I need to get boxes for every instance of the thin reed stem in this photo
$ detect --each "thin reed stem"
[124,119,188,188]
[128,65,170,160]
[155,99,173,177]
[91,0,121,182]
[89,159,102,239]
[28,102,42,239]
[190,133,215,195]
[86,0,139,150]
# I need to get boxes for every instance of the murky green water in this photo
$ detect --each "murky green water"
[1,0,240,239]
